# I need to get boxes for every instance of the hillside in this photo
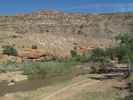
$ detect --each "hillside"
[0,11,133,55]
[0,11,130,100]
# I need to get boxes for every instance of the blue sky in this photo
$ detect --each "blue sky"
[0,0,133,15]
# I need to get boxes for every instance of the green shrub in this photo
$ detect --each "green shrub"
[70,49,78,57]
[0,61,22,72]
[115,46,128,63]
[31,45,38,49]
[78,54,90,63]
[69,49,90,63]
[2,45,17,56]
[90,48,107,62]
[70,48,85,63]
[90,33,133,63]
[105,48,116,60]
[105,46,128,63]
[23,61,77,79]
[89,48,114,73]
[115,33,133,46]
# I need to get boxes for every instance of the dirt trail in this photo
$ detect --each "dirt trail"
[0,75,125,100]
[40,79,100,100]
[39,77,125,100]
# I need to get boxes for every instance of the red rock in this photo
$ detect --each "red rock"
[18,49,46,59]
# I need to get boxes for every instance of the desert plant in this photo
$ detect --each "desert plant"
[90,48,107,62]
[23,60,77,79]
[0,61,22,72]
[70,49,78,57]
[2,45,18,56]
[89,58,112,73]
[115,33,133,76]
[31,45,38,49]
[88,48,113,73]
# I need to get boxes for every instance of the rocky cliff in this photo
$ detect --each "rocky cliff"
[0,11,133,55]
[0,11,133,38]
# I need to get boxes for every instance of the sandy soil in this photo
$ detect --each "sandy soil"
[0,74,126,100]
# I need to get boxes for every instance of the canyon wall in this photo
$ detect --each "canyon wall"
[0,11,133,38]
[0,11,133,55]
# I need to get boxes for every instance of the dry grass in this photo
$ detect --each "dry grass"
[0,75,127,100]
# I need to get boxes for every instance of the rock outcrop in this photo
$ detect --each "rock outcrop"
[0,11,132,55]
[0,11,133,38]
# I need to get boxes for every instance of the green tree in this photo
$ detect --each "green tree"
[115,33,133,76]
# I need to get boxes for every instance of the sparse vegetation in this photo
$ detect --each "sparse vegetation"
[0,12,132,100]
[0,33,131,100]
[88,33,133,74]
[0,60,22,72]
[23,60,78,79]
[31,45,38,49]
[1,33,132,77]
[2,45,18,56]
[1,33,129,77]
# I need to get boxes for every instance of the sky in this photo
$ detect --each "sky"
[0,0,133,15]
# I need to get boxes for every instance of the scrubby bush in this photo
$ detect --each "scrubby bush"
[105,46,128,63]
[115,33,133,77]
[68,33,132,74]
[70,48,83,62]
[115,33,133,61]
[114,46,128,63]
[90,48,107,62]
[115,33,133,46]
[70,49,78,58]
[89,33,133,74]
[104,48,115,60]
[69,48,91,63]
[23,60,77,79]
[0,61,22,73]
[31,45,38,49]
[91,33,133,63]
[78,54,91,63]
[2,45,18,56]
[92,48,106,57]
[88,48,113,73]
[89,61,113,73]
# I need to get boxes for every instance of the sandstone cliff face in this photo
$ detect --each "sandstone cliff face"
[0,12,133,38]
[0,11,132,55]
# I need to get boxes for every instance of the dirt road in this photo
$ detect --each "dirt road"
[0,75,126,100]
[39,77,125,100]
